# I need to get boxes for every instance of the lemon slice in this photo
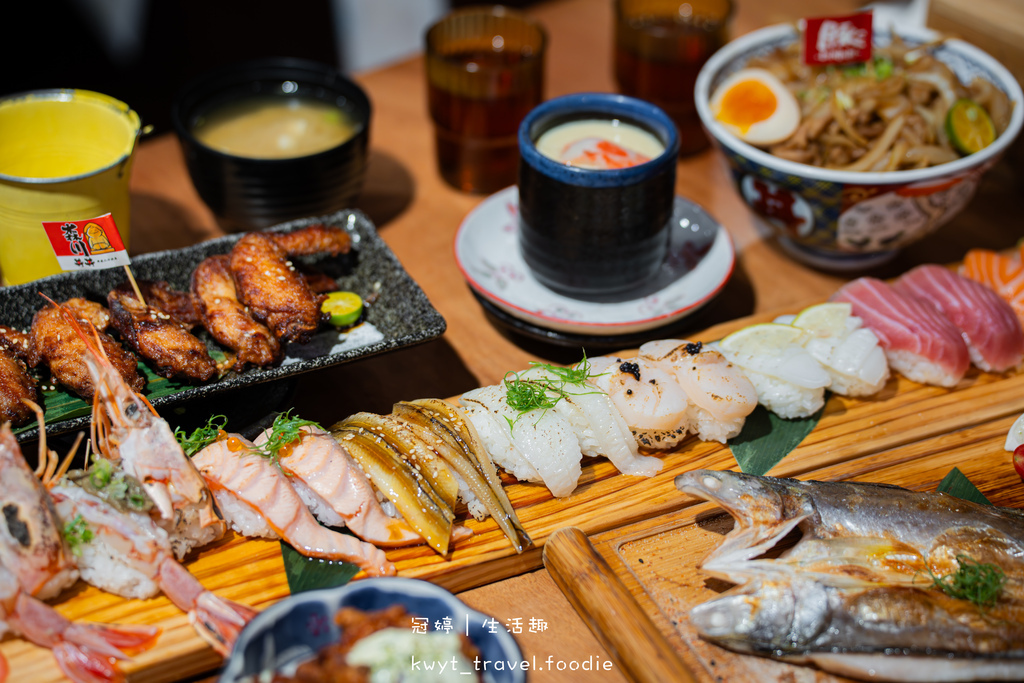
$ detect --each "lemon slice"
[792,303,852,336]
[1006,412,1024,452]
[322,291,363,327]
[720,323,806,355]
[946,99,996,155]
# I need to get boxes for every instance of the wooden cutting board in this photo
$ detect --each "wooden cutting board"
[572,415,1023,683]
[3,306,1023,682]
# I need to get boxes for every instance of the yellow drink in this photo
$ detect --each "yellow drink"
[0,90,140,286]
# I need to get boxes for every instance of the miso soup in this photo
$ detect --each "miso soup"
[192,96,357,159]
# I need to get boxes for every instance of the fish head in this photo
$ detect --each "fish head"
[676,470,814,574]
[690,577,831,654]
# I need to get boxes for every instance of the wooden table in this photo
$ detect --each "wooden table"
[120,0,1022,681]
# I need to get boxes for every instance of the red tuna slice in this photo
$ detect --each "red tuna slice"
[894,264,1024,373]
[832,277,970,387]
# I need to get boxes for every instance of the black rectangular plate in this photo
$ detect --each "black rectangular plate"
[1,210,446,441]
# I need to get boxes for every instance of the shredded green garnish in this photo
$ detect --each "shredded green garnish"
[68,455,154,514]
[63,514,93,556]
[256,410,320,467]
[175,414,228,457]
[874,55,894,80]
[89,458,113,488]
[501,355,601,431]
[929,554,1006,609]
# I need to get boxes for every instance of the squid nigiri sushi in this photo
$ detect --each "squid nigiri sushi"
[715,324,832,419]
[639,340,758,442]
[896,264,1024,373]
[586,355,690,450]
[777,302,890,397]
[832,277,970,387]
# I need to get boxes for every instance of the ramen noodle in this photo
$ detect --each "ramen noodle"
[739,36,1013,171]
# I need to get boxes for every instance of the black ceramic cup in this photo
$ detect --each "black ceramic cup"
[172,57,371,231]
[517,93,679,300]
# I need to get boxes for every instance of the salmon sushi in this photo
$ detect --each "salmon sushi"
[960,248,1024,326]
[895,264,1024,373]
[832,277,970,387]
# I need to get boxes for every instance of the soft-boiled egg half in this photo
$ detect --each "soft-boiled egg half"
[710,68,800,147]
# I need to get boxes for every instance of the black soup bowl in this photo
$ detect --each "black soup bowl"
[172,57,371,231]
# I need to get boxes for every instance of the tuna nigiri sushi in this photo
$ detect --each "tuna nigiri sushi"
[895,264,1024,373]
[832,277,970,387]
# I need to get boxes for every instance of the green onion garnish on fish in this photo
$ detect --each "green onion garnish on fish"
[175,414,228,457]
[930,553,1007,609]
[256,411,319,467]
[502,356,600,431]
[63,514,93,556]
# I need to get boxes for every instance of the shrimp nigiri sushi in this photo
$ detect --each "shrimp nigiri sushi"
[776,302,890,397]
[714,324,832,419]
[639,340,758,442]
[586,355,691,450]
[896,264,1024,373]
[832,277,970,387]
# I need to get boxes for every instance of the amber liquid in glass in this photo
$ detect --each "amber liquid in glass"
[428,50,543,194]
[615,15,727,156]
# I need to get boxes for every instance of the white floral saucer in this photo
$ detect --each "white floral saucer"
[454,186,735,336]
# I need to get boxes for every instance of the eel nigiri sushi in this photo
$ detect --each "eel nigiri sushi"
[832,277,970,387]
[586,355,691,450]
[639,339,758,441]
[959,248,1024,327]
[895,264,1024,373]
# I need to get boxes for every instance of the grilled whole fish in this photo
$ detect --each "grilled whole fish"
[675,469,1024,682]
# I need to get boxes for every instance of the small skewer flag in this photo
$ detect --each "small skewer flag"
[42,213,146,304]
[42,213,131,271]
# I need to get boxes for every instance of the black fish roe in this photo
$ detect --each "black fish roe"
[685,341,703,355]
[619,361,641,381]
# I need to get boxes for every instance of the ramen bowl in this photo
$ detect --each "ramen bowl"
[695,24,1024,271]
[172,57,371,232]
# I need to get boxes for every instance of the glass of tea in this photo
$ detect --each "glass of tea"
[426,6,546,194]
[614,0,732,156]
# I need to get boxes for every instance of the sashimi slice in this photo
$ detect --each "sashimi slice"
[459,385,582,498]
[895,264,1024,372]
[960,248,1024,325]
[521,367,662,477]
[832,277,969,387]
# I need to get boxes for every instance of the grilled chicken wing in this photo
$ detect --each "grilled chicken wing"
[0,347,37,427]
[108,283,217,383]
[229,233,325,343]
[191,255,281,368]
[29,299,144,400]
[132,280,203,329]
[0,325,32,364]
[272,223,352,257]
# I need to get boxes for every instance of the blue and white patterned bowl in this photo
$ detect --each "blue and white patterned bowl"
[695,24,1024,271]
[219,578,525,683]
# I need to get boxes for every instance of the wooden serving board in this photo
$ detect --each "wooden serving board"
[3,307,1024,682]
[579,413,1024,683]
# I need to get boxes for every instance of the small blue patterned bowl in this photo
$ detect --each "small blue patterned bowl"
[219,578,525,683]
[695,24,1023,271]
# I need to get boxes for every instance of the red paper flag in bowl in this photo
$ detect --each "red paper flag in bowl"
[801,11,873,66]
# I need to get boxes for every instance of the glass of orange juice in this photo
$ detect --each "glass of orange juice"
[0,89,141,286]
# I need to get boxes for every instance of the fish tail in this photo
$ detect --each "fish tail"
[188,591,257,657]
[50,642,125,683]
